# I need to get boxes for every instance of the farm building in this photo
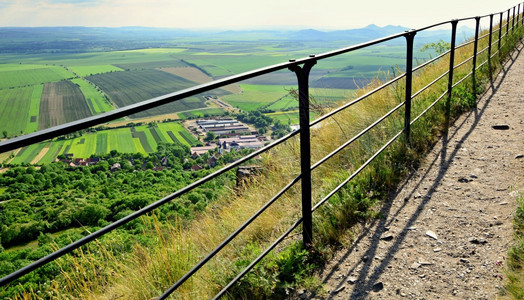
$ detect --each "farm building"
[197,119,251,135]
[219,135,263,150]
[190,145,218,156]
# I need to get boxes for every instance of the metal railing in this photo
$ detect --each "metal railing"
[1,2,523,298]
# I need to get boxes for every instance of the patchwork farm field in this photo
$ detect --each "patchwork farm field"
[39,81,92,129]
[221,84,295,111]
[87,69,208,118]
[70,78,114,115]
[1,121,199,164]
[0,28,433,165]
[0,85,42,137]
[0,64,75,89]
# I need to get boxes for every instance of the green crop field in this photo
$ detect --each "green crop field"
[265,111,318,125]
[115,60,188,71]
[38,140,66,163]
[68,65,124,77]
[182,55,291,77]
[0,86,33,137]
[71,78,114,115]
[39,80,93,130]
[68,134,98,159]
[221,84,293,111]
[178,108,227,119]
[108,128,137,153]
[157,122,195,147]
[87,69,207,118]
[10,142,47,164]
[96,132,108,154]
[11,120,200,163]
[0,65,75,89]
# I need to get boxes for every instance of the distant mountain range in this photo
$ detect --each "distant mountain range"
[0,24,475,53]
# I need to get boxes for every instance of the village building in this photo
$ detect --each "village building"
[190,145,218,157]
[197,119,251,135]
[219,135,264,150]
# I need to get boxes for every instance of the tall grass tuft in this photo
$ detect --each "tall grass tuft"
[502,189,524,299]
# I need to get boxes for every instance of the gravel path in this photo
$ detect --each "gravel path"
[307,41,524,299]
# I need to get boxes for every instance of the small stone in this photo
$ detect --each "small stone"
[410,262,421,269]
[492,124,510,130]
[433,247,442,252]
[469,237,488,244]
[470,174,478,179]
[372,282,384,292]
[515,154,524,159]
[362,255,369,262]
[348,276,358,284]
[426,230,438,240]
[460,258,470,264]
[499,202,509,205]
[419,260,433,265]
[334,286,345,293]
[381,233,394,241]
[407,226,417,230]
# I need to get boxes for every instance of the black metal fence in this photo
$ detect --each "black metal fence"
[1,3,523,298]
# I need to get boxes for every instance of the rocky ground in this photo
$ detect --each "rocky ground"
[303,41,524,299]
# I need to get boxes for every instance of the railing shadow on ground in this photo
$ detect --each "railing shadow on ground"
[0,3,523,299]
[318,39,524,300]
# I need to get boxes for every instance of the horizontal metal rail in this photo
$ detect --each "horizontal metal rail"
[211,217,303,299]
[311,100,405,171]
[452,70,474,88]
[1,3,523,299]
[411,70,449,99]
[412,49,451,73]
[160,174,302,298]
[411,90,449,125]
[454,55,474,69]
[310,72,406,127]
[313,129,404,211]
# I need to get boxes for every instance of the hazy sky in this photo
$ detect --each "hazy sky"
[0,0,521,29]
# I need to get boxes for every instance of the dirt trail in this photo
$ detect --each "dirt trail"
[305,41,524,299]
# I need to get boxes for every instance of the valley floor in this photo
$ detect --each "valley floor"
[305,41,524,299]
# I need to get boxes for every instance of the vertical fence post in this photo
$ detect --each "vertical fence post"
[446,20,459,131]
[513,7,516,31]
[289,58,316,249]
[507,9,511,36]
[499,12,503,51]
[403,30,416,145]
[488,14,494,76]
[472,17,480,95]
[518,4,521,27]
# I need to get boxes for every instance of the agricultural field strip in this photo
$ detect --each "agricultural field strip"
[0,65,75,90]
[68,65,124,77]
[70,78,113,115]
[0,87,31,136]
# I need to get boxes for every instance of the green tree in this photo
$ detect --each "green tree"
[420,39,451,55]
[204,131,216,142]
